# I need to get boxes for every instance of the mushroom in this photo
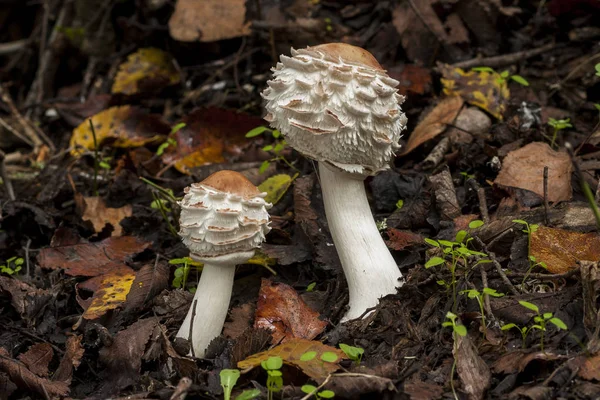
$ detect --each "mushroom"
[176,170,271,357]
[261,43,407,321]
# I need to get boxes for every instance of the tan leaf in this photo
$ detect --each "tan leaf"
[237,338,346,379]
[531,226,600,274]
[494,142,572,203]
[400,96,463,156]
[76,195,132,236]
[168,0,250,42]
[78,268,136,320]
[112,48,180,95]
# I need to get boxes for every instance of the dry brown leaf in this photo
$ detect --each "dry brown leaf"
[0,276,52,319]
[17,343,53,377]
[494,142,572,203]
[492,350,562,374]
[577,353,600,381]
[168,0,250,42]
[75,195,132,236]
[404,378,444,400]
[400,96,464,156]
[254,279,327,344]
[122,262,170,313]
[38,236,150,277]
[53,335,84,383]
[385,228,423,251]
[237,338,346,380]
[388,64,432,96]
[223,303,254,339]
[531,226,600,274]
[69,106,170,156]
[112,48,180,95]
[454,332,491,400]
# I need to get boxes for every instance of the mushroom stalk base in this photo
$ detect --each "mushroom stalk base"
[175,263,235,358]
[319,163,403,321]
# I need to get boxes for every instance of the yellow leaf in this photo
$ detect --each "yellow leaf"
[70,106,169,156]
[82,269,136,320]
[439,64,509,120]
[112,48,180,95]
[237,338,346,379]
[258,173,299,204]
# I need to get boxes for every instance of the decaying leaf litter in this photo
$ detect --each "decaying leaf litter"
[1,0,600,399]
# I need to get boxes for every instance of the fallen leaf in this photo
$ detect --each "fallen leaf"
[577,352,600,381]
[254,279,327,344]
[439,63,510,120]
[454,332,491,400]
[385,228,423,251]
[168,0,251,42]
[223,303,254,339]
[400,96,463,156]
[38,236,151,277]
[53,94,111,127]
[75,195,132,236]
[112,48,180,95]
[162,108,261,174]
[70,106,170,156]
[388,64,432,96]
[0,347,69,397]
[492,350,562,374]
[326,373,396,397]
[122,262,170,313]
[53,335,84,383]
[237,338,346,379]
[404,377,444,400]
[98,317,159,390]
[0,276,52,320]
[531,226,600,274]
[17,343,53,377]
[258,173,298,205]
[494,142,572,203]
[79,268,136,320]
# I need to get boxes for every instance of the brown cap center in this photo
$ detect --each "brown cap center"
[310,43,383,71]
[201,170,261,199]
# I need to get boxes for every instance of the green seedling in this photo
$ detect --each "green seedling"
[460,288,504,335]
[521,255,548,289]
[502,301,567,351]
[261,356,283,400]
[306,282,316,292]
[99,156,112,170]
[140,177,181,237]
[0,257,23,275]
[170,257,202,291]
[395,199,404,210]
[220,369,240,400]
[460,171,475,181]
[301,385,335,399]
[512,219,538,255]
[425,221,490,311]
[547,117,572,148]
[442,311,467,400]
[339,343,364,366]
[471,66,529,87]
[156,122,186,156]
[245,126,297,173]
[235,389,261,400]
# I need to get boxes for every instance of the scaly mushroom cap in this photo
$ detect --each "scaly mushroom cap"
[262,43,408,176]
[178,171,271,260]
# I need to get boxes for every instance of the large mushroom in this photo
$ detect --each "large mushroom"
[176,170,271,357]
[261,43,407,321]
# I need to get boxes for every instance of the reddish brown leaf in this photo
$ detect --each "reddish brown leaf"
[494,142,572,203]
[388,64,432,96]
[385,228,423,251]
[492,350,562,374]
[75,195,132,236]
[122,262,170,313]
[531,226,600,274]
[38,236,151,277]
[0,276,52,319]
[17,343,53,377]
[53,335,84,383]
[254,279,327,344]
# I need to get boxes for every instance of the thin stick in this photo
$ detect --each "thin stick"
[88,119,99,196]
[474,237,519,295]
[447,42,557,70]
[188,299,198,358]
[480,265,494,322]
[298,374,333,400]
[0,85,44,149]
[0,39,30,55]
[565,143,600,229]
[25,238,32,277]
[543,166,549,225]
[0,150,16,201]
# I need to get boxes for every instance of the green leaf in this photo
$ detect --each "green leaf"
[246,126,269,138]
[438,240,455,248]
[338,343,364,362]
[321,352,338,362]
[518,301,539,313]
[300,351,317,361]
[264,356,283,370]
[306,282,316,292]
[396,199,404,209]
[472,66,495,73]
[170,122,186,134]
[501,323,517,331]
[549,318,568,330]
[424,238,440,247]
[156,141,170,156]
[268,370,282,377]
[262,145,273,152]
[220,369,240,400]
[425,257,445,268]
[542,312,553,319]
[272,129,281,138]
[510,75,529,86]
[441,321,453,328]
[594,103,600,111]
[259,160,270,174]
[319,390,335,398]
[454,325,467,337]
[500,70,510,78]
[273,143,285,154]
[595,63,600,76]
[468,220,484,229]
[301,385,317,394]
[258,174,297,204]
[483,288,504,297]
[455,230,467,243]
[235,389,261,400]
[512,219,527,226]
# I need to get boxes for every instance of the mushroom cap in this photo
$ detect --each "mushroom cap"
[262,43,408,177]
[178,171,271,261]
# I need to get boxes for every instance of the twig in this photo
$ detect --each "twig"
[0,39,30,55]
[448,42,557,70]
[189,299,198,358]
[474,236,519,295]
[0,116,34,146]
[0,85,44,149]
[543,166,549,225]
[0,150,16,201]
[565,143,600,229]
[422,137,450,169]
[25,238,32,277]
[506,268,579,280]
[480,265,494,322]
[299,374,333,400]
[169,377,193,400]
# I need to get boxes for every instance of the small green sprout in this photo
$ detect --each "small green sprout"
[0,257,23,275]
[395,199,404,210]
[306,282,316,292]
[595,63,600,77]
[442,311,467,400]
[245,126,296,173]
[220,369,240,400]
[170,257,202,291]
[460,288,504,335]
[547,117,572,148]
[471,66,529,87]
[301,385,335,399]
[261,356,283,400]
[502,301,567,351]
[235,389,261,400]
[339,343,364,366]
[156,123,185,156]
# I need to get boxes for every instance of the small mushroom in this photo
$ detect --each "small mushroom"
[176,170,271,357]
[262,43,407,321]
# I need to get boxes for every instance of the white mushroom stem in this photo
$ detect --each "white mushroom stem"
[176,251,253,358]
[319,163,403,321]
